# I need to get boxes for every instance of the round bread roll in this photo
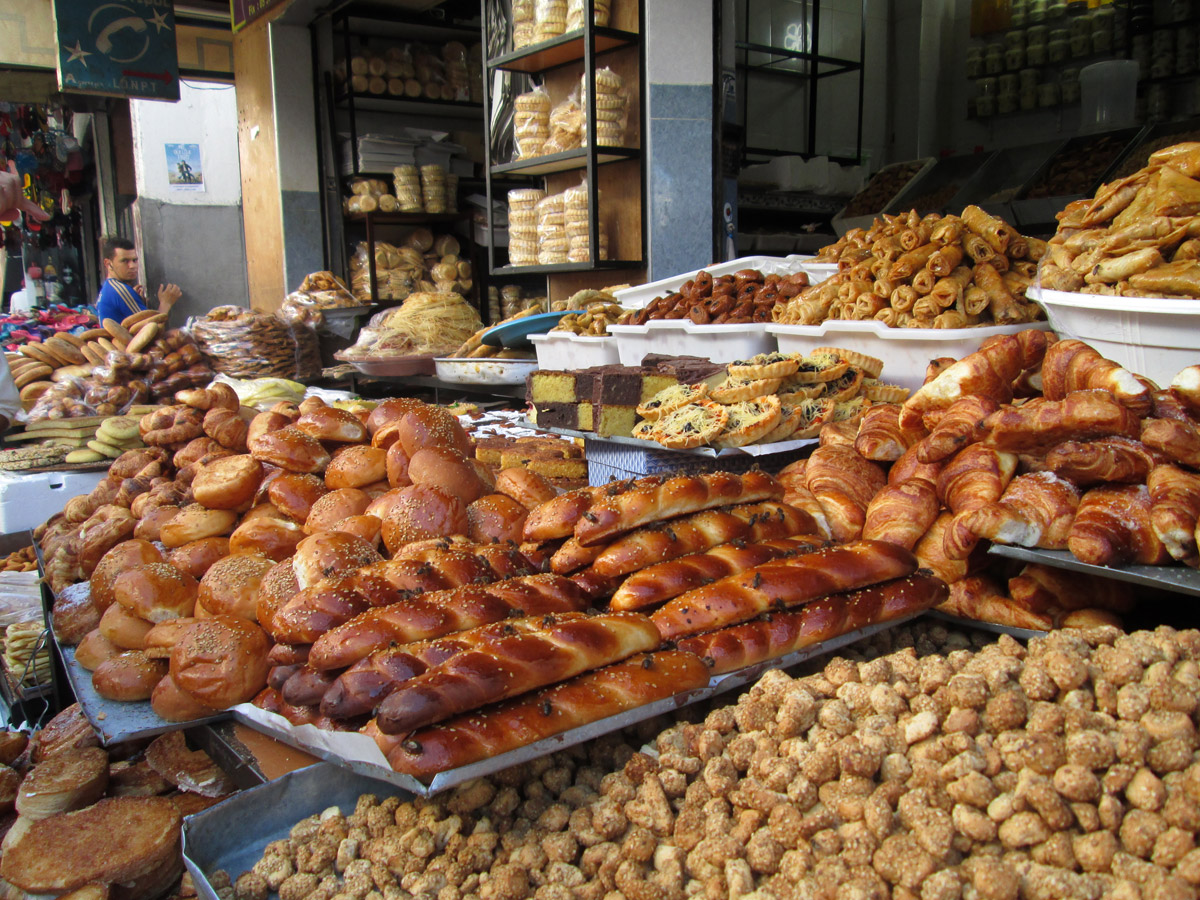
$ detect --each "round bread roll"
[74,629,122,671]
[336,514,382,546]
[371,422,403,450]
[292,531,383,590]
[92,651,167,702]
[474,460,496,494]
[190,455,263,510]
[246,409,296,446]
[159,504,238,548]
[198,553,275,621]
[193,599,214,619]
[365,487,406,522]
[0,734,26,768]
[15,747,109,820]
[295,406,369,443]
[256,558,299,637]
[142,618,200,659]
[366,397,424,436]
[151,673,217,722]
[227,516,304,561]
[248,426,330,474]
[305,488,372,534]
[173,437,223,471]
[134,505,183,543]
[381,484,469,555]
[112,563,198,623]
[495,467,558,510]
[397,405,472,458]
[386,440,412,487]
[359,479,391,498]
[268,472,329,522]
[408,447,487,505]
[98,602,155,651]
[240,501,291,522]
[90,540,164,614]
[52,590,101,647]
[166,537,230,580]
[324,445,387,490]
[170,616,270,709]
[467,493,530,544]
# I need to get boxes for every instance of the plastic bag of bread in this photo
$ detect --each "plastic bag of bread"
[192,308,320,380]
[514,87,551,159]
[535,0,567,41]
[543,92,584,154]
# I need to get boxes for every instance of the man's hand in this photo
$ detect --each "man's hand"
[0,162,50,223]
[157,283,182,313]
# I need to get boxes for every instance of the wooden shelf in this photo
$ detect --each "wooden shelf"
[488,27,640,74]
[334,92,483,119]
[491,147,640,176]
[493,259,644,276]
[344,211,471,225]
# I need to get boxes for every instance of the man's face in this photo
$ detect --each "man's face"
[107,248,138,283]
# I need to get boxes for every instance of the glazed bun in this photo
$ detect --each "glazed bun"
[74,629,122,671]
[246,409,295,446]
[173,437,223,471]
[255,558,299,638]
[113,563,198,624]
[159,504,238,548]
[304,488,371,534]
[227,516,304,561]
[367,398,424,436]
[190,455,263,510]
[397,405,472,458]
[292,532,383,590]
[381,484,469,554]
[142,618,200,659]
[90,540,164,614]
[324,446,387,490]
[495,467,558,510]
[248,426,330,474]
[386,441,412,487]
[467,494,530,544]
[198,553,275,621]
[133,505,184,543]
[151,673,216,722]
[360,480,391,498]
[365,487,406,522]
[166,537,230,580]
[92,651,167,702]
[170,616,271,709]
[53,590,102,647]
[474,461,496,493]
[294,406,368,443]
[336,514,382,546]
[268,473,329,522]
[371,422,402,450]
[408,447,487,505]
[240,501,290,522]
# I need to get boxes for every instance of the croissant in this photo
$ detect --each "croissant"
[1008,562,1134,613]
[914,511,984,585]
[804,446,888,542]
[1170,365,1200,417]
[1147,464,1200,566]
[1068,484,1170,567]
[1153,389,1200,423]
[203,407,249,452]
[781,479,832,540]
[947,472,1081,558]
[818,419,862,448]
[935,446,1018,518]
[888,443,945,487]
[1041,338,1152,417]
[916,396,999,463]
[139,405,205,447]
[1141,417,1200,469]
[1043,436,1164,486]
[938,574,1053,631]
[855,404,927,462]
[176,383,241,411]
[862,480,940,551]
[982,391,1143,454]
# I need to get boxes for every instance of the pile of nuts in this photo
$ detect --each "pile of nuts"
[225,619,1200,900]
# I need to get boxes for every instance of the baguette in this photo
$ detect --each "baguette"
[610,535,828,611]
[549,537,607,575]
[369,651,710,779]
[574,471,783,547]
[269,577,370,645]
[308,573,589,671]
[374,611,664,734]
[676,572,948,674]
[650,540,918,641]
[591,501,817,580]
[523,477,660,542]
[321,612,589,719]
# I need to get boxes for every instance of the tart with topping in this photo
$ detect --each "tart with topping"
[791,397,837,439]
[811,346,884,379]
[709,375,782,404]
[635,382,709,421]
[652,401,729,450]
[789,350,849,384]
[713,396,783,448]
[823,366,866,403]
[727,352,800,381]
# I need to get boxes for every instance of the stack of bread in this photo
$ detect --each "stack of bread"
[514,88,551,159]
[0,705,231,900]
[347,230,471,303]
[781,329,1200,630]
[581,67,628,148]
[507,188,545,266]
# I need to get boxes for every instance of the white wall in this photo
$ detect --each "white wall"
[130,80,242,206]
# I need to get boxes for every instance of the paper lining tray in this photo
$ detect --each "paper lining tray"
[926,609,1048,641]
[988,545,1200,598]
[52,581,228,744]
[229,616,918,797]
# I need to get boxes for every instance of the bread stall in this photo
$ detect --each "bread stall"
[5,135,1200,900]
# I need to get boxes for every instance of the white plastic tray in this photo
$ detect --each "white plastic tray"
[612,256,808,310]
[1029,286,1200,388]
[608,321,774,366]
[768,320,1052,391]
[433,358,539,385]
[529,332,621,369]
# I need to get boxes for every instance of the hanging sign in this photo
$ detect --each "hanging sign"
[52,0,180,101]
[231,0,291,32]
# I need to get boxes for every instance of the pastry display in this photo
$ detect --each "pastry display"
[346,230,471,303]
[338,291,482,360]
[333,39,480,103]
[619,267,810,325]
[191,307,319,380]
[841,158,929,217]
[777,205,1047,327]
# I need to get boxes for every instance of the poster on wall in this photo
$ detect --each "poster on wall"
[166,143,204,192]
[52,0,180,101]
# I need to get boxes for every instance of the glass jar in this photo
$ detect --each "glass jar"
[1020,87,1039,109]
[1154,28,1175,57]
[1148,83,1169,118]
[1038,81,1061,106]
[1028,0,1048,20]
[999,72,1020,95]
[966,45,984,77]
[1045,0,1067,18]
[1092,9,1114,53]
[1048,28,1070,61]
[1006,29,1026,49]
[1011,0,1029,26]
[1178,25,1196,73]
[1131,33,1151,77]
[1019,67,1040,91]
[998,92,1018,113]
[1060,67,1081,102]
[1006,45,1027,68]
[1069,13,1090,40]
[1173,0,1192,23]
[985,42,1006,73]
[976,76,998,116]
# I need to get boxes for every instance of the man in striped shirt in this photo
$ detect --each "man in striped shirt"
[95,237,181,324]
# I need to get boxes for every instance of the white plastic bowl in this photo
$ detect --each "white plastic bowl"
[796,261,838,284]
[608,321,775,366]
[768,320,1051,391]
[529,332,621,369]
[1031,286,1200,387]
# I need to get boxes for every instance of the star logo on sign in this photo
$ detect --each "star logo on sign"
[65,40,92,68]
[148,10,171,33]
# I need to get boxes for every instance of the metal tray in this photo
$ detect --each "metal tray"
[434,358,539,385]
[988,545,1200,598]
[526,420,818,458]
[183,763,410,900]
[927,609,1047,640]
[883,152,995,217]
[229,615,918,795]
